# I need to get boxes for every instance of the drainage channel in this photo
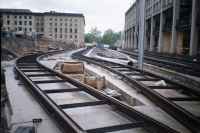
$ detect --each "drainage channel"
[71,48,200,133]
[13,50,179,133]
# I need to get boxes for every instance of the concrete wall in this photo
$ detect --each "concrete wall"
[163,32,171,53]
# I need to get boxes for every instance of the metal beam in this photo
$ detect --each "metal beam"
[148,86,180,89]
[136,78,161,81]
[59,100,107,109]
[27,73,57,77]
[22,70,47,72]
[168,97,200,101]
[86,121,149,133]
[34,79,68,84]
[44,87,85,93]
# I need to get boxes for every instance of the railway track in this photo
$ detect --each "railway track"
[118,50,200,77]
[71,48,200,133]
[13,50,180,133]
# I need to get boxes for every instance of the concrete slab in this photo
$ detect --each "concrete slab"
[2,60,62,133]
[48,91,98,105]
[64,105,149,132]
[133,106,191,133]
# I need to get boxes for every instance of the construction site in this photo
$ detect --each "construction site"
[1,36,200,132]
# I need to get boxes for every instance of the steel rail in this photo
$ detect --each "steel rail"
[71,48,200,133]
[119,50,200,77]
[13,49,180,133]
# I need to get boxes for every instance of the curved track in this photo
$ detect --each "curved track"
[13,50,180,133]
[72,48,200,133]
[119,50,200,77]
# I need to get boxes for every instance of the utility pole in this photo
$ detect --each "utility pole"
[138,0,146,69]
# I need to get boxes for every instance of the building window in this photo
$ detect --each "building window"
[37,18,39,21]
[55,18,57,21]
[75,35,77,39]
[50,18,52,21]
[75,23,77,27]
[19,21,22,25]
[60,28,62,33]
[55,28,57,32]
[15,16,17,19]
[19,16,22,19]
[29,21,32,25]
[41,18,43,21]
[65,35,67,39]
[55,34,57,38]
[29,16,32,19]
[50,27,52,33]
[75,29,77,33]
[65,18,67,22]
[37,23,39,26]
[7,20,10,25]
[70,19,72,22]
[65,23,67,26]
[70,35,72,39]
[60,34,62,38]
[30,28,32,31]
[41,23,43,26]
[24,21,27,25]
[60,23,62,26]
[41,28,43,32]
[60,18,62,21]
[55,23,57,26]
[70,23,72,27]
[24,16,27,19]
[18,27,22,31]
[7,15,9,18]
[50,23,52,26]
[75,19,77,22]
[15,20,17,25]
[70,28,72,33]
[15,27,17,31]
[65,28,67,33]
[50,34,52,36]
[37,28,39,32]
[25,28,27,31]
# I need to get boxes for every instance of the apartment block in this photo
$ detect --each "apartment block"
[124,0,200,56]
[0,9,85,44]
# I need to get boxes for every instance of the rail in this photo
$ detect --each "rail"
[72,48,200,133]
[13,49,180,133]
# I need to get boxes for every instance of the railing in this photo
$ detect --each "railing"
[163,22,172,31]
[176,16,191,28]
[153,26,160,34]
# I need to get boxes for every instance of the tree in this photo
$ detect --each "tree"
[102,29,117,45]
[84,27,102,43]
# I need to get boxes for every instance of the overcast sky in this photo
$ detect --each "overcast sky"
[0,0,136,34]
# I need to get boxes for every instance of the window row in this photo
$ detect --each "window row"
[8,20,33,25]
[50,18,77,22]
[14,27,33,32]
[50,28,78,33]
[49,23,77,27]
[51,34,77,39]
[7,15,32,19]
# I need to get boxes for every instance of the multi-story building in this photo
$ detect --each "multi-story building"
[124,0,200,56]
[0,8,85,44]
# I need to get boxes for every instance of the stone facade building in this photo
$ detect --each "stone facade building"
[0,9,85,44]
[124,0,200,56]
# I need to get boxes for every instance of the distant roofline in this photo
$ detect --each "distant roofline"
[0,8,85,25]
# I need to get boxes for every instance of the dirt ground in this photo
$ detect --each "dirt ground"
[1,37,77,61]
